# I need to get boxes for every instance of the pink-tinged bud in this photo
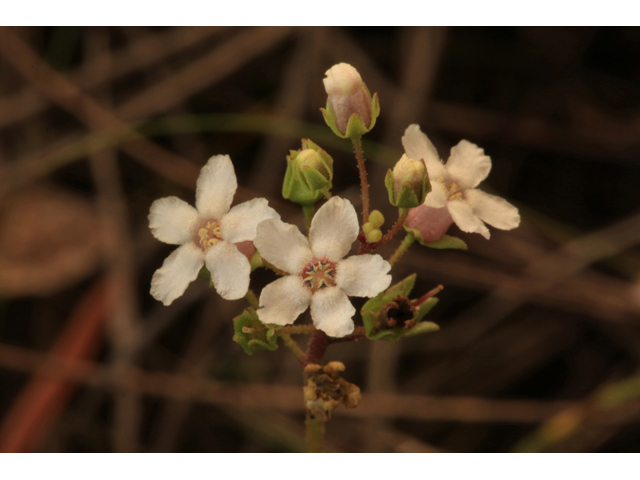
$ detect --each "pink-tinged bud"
[322,63,377,138]
[405,205,454,243]
[234,241,255,261]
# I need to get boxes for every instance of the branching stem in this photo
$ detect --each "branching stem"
[359,209,409,254]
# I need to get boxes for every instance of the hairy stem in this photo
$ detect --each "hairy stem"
[352,137,370,224]
[388,232,415,266]
[279,325,317,335]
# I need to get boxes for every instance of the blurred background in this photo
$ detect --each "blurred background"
[1,26,640,453]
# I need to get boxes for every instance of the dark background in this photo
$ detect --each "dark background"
[1,26,640,452]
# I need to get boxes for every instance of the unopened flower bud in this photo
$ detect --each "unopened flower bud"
[368,210,384,228]
[295,149,332,191]
[321,63,380,139]
[282,139,333,205]
[405,205,453,243]
[385,154,430,208]
[365,228,382,243]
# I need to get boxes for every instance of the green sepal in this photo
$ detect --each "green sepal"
[198,265,214,287]
[361,275,417,343]
[320,90,379,140]
[404,227,468,250]
[232,307,280,355]
[302,166,331,191]
[385,168,431,209]
[369,91,380,130]
[282,155,325,205]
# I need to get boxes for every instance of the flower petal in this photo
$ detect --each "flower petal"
[310,287,355,338]
[205,241,251,300]
[257,275,311,326]
[402,124,446,179]
[150,243,204,306]
[446,140,492,189]
[467,189,520,231]
[309,196,359,262]
[195,155,237,219]
[423,180,448,208]
[447,199,490,239]
[221,198,280,244]
[254,218,312,274]
[336,254,391,297]
[148,196,199,245]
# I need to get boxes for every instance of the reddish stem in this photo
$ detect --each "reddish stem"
[352,137,370,224]
[305,330,329,365]
[413,285,444,307]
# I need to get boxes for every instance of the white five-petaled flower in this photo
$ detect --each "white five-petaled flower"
[254,196,392,338]
[402,124,520,239]
[149,155,279,305]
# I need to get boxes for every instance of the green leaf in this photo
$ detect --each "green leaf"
[404,228,468,250]
[405,321,440,337]
[414,297,439,322]
[232,308,279,355]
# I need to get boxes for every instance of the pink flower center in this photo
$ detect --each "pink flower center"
[192,218,222,251]
[300,259,337,293]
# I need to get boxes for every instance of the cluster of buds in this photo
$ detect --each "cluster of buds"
[304,362,361,421]
[282,139,334,206]
[362,210,384,243]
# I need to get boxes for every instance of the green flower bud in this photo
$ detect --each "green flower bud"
[368,210,385,228]
[320,63,380,140]
[385,154,431,208]
[295,148,332,191]
[365,228,382,243]
[282,139,333,206]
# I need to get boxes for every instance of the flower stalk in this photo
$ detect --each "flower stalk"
[388,232,415,266]
[352,137,370,224]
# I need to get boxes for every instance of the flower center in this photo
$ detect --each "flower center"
[439,178,463,201]
[193,219,222,251]
[301,259,337,293]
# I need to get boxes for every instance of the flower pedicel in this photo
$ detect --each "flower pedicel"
[149,155,279,305]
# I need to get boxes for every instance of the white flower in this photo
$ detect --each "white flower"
[148,155,279,305]
[254,196,392,338]
[402,125,520,239]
